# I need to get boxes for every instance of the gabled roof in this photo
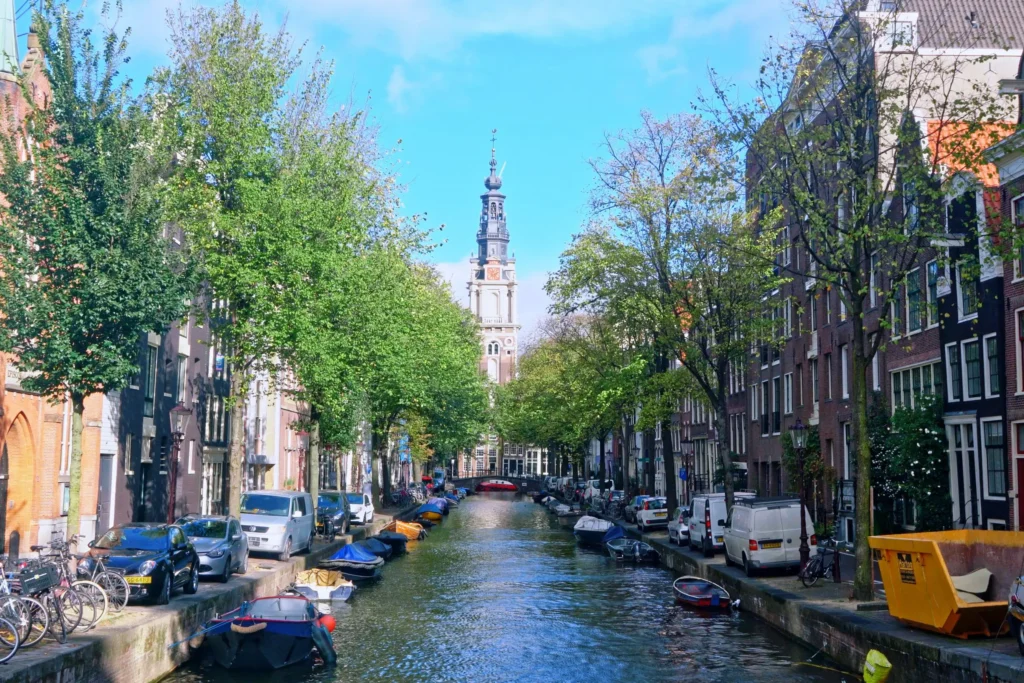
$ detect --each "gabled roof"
[900,0,1024,49]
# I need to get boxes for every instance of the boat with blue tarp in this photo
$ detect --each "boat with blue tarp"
[320,542,384,581]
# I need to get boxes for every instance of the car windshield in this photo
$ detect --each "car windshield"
[181,520,227,539]
[318,494,341,508]
[346,493,364,504]
[94,527,169,551]
[240,493,290,516]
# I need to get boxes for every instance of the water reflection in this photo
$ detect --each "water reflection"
[170,494,846,683]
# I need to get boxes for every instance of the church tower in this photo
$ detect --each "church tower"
[468,134,519,385]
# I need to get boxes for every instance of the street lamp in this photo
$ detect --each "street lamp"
[168,402,193,524]
[679,437,694,506]
[790,418,810,569]
[631,444,641,494]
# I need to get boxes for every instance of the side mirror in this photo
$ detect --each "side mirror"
[231,534,242,541]
[87,540,95,548]
[717,520,725,527]
[292,510,303,518]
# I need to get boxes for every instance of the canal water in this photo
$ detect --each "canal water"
[169,494,847,683]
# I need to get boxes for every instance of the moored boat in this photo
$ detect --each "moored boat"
[354,537,393,561]
[384,520,427,541]
[319,543,384,581]
[475,479,518,492]
[427,497,451,516]
[373,531,409,554]
[606,538,660,563]
[200,595,337,670]
[417,503,444,523]
[672,576,733,610]
[290,569,355,612]
[573,516,614,546]
[533,491,549,504]
[444,493,460,506]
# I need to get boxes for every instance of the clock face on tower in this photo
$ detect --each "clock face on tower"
[486,266,500,281]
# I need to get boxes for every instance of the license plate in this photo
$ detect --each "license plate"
[760,541,782,549]
[250,537,260,547]
[125,576,151,585]
[654,512,667,518]
[715,536,723,543]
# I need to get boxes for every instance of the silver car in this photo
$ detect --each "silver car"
[178,515,249,582]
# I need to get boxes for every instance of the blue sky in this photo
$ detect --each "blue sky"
[73,0,792,339]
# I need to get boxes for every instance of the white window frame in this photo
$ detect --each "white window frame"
[810,358,819,405]
[840,344,849,399]
[825,352,833,400]
[905,267,921,334]
[980,417,1007,501]
[982,333,999,399]
[945,341,961,402]
[784,299,792,338]
[925,259,939,329]
[869,251,878,308]
[783,372,793,415]
[750,388,758,421]
[956,262,978,322]
[961,338,982,401]
[1017,307,1024,396]
[187,439,196,475]
[872,350,880,391]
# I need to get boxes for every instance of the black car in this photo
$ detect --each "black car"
[316,491,352,541]
[88,523,200,604]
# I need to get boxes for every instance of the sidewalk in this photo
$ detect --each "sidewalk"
[617,521,1024,683]
[0,505,418,683]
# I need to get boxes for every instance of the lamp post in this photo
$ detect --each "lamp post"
[679,437,694,506]
[631,445,641,495]
[168,402,193,524]
[790,418,810,569]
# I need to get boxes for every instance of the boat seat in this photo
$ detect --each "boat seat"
[957,590,985,604]
[248,597,312,620]
[951,568,992,597]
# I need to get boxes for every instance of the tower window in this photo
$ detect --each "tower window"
[487,341,499,355]
[490,202,496,218]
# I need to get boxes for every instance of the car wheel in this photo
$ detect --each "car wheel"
[702,537,713,558]
[237,551,248,575]
[278,537,292,563]
[1016,619,1024,657]
[343,519,350,535]
[668,533,675,545]
[184,563,199,594]
[724,550,734,567]
[305,530,314,553]
[155,573,171,605]
[219,557,231,584]
[744,555,754,577]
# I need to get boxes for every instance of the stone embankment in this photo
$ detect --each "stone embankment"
[0,506,416,683]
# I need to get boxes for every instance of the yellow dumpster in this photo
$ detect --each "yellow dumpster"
[869,530,1024,638]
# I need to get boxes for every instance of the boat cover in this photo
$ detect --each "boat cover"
[328,543,379,563]
[602,525,625,543]
[355,538,392,557]
[374,531,409,546]
[573,515,613,532]
[418,503,444,516]
[427,497,449,509]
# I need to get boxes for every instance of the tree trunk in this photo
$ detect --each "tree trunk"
[227,371,246,518]
[598,434,607,491]
[851,317,874,601]
[561,449,568,477]
[308,417,320,507]
[621,420,632,501]
[644,427,656,494]
[382,438,393,503]
[66,394,85,544]
[371,422,386,506]
[664,429,677,514]
[717,393,735,514]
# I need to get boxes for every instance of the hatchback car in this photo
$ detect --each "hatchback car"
[624,495,651,523]
[178,515,248,582]
[636,497,669,531]
[317,491,352,539]
[88,523,199,604]
[348,491,374,524]
[667,505,691,545]
[240,490,315,561]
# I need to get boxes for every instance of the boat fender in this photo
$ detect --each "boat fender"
[188,633,206,649]
[318,615,336,633]
[311,623,337,666]
[230,621,268,634]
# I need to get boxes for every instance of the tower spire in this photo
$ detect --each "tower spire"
[0,0,19,77]
[478,128,508,264]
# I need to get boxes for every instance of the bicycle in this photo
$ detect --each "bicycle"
[798,537,840,587]
[28,541,92,634]
[71,537,128,614]
[0,616,20,663]
[0,557,48,647]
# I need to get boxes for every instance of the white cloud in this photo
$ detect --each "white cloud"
[386,65,412,112]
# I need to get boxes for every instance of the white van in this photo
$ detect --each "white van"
[688,491,755,557]
[723,498,816,576]
[240,490,315,562]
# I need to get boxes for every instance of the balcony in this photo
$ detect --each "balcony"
[481,317,504,324]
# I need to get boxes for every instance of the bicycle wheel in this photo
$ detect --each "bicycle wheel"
[71,584,101,631]
[44,594,66,644]
[800,557,823,587]
[0,595,30,645]
[19,597,48,647]
[55,587,83,633]
[97,571,129,613]
[0,616,20,664]
[73,580,108,625]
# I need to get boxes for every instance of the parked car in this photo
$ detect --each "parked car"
[689,492,756,557]
[583,479,615,501]
[636,497,670,531]
[348,491,375,524]
[723,497,816,576]
[624,495,651,523]
[667,505,690,545]
[178,515,249,582]
[87,523,199,604]
[317,490,352,539]
[240,490,315,561]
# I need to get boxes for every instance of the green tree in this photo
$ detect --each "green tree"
[702,0,1015,599]
[0,2,193,538]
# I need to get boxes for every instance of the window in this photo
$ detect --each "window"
[869,252,879,307]
[890,285,903,338]
[809,295,817,331]
[871,335,880,391]
[158,436,168,475]
[761,381,769,436]
[840,344,849,399]
[903,181,919,232]
[887,20,915,48]
[983,421,1006,497]
[824,289,831,325]
[963,339,982,400]
[783,299,792,337]
[187,439,195,475]
[751,385,759,421]
[810,358,819,403]
[1018,310,1024,394]
[142,344,158,418]
[890,361,942,412]
[60,483,70,516]
[123,433,134,476]
[926,260,939,327]
[1013,196,1024,279]
[946,343,962,401]
[984,334,999,398]
[906,268,921,333]
[843,422,854,478]
[957,262,978,319]
[838,283,847,322]
[796,364,803,407]
[825,353,833,400]
[783,373,793,414]
[176,355,187,403]
[772,376,781,434]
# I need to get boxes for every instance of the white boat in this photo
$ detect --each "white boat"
[573,515,613,546]
[290,569,356,612]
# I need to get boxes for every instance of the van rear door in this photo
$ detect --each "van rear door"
[753,507,786,565]
[710,500,728,548]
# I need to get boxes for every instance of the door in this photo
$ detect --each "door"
[723,507,741,562]
[754,508,786,565]
[97,454,114,534]
[299,495,313,546]
[229,519,245,566]
[0,444,8,554]
[781,506,806,564]
[948,422,977,528]
[169,527,190,586]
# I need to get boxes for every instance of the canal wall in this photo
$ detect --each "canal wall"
[0,510,414,683]
[621,524,1024,683]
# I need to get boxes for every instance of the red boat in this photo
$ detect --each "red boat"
[475,479,519,492]
[672,576,734,610]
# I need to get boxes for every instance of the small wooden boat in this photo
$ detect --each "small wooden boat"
[201,595,336,670]
[606,538,660,563]
[291,569,355,612]
[573,516,614,546]
[384,520,426,541]
[476,479,518,492]
[319,543,384,581]
[672,576,733,610]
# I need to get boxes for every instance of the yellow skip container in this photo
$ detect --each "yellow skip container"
[869,530,1024,638]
